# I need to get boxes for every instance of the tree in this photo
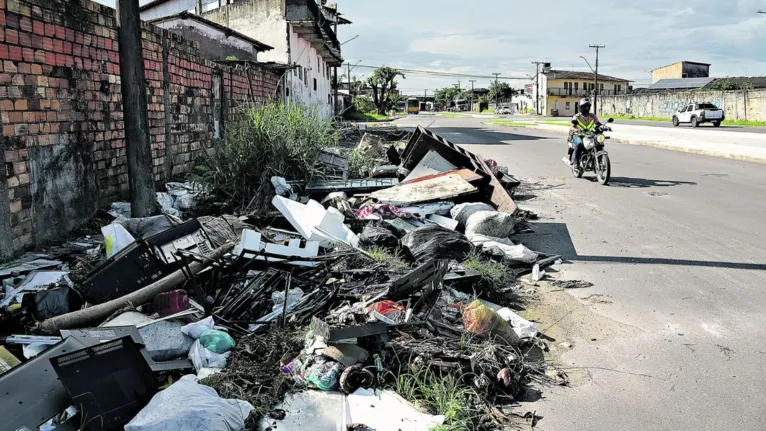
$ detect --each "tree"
[366,66,405,115]
[434,87,461,109]
[488,82,517,102]
[353,95,376,113]
[389,93,404,111]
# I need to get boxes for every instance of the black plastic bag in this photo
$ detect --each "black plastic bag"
[33,287,72,320]
[401,225,473,262]
[359,225,399,251]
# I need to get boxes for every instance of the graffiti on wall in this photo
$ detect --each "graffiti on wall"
[659,100,684,114]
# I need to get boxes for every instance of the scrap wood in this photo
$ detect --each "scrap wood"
[372,172,478,206]
[37,243,234,334]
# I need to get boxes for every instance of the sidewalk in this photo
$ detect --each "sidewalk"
[518,122,766,164]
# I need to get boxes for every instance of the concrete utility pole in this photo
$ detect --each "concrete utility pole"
[492,73,501,110]
[589,45,605,116]
[531,62,544,115]
[195,0,202,14]
[117,0,156,218]
[469,80,476,111]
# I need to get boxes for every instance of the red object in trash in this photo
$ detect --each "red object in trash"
[153,289,190,317]
[368,300,406,318]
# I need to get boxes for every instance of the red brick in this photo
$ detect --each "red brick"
[5,12,18,29]
[9,111,22,122]
[0,100,12,111]
[10,200,22,214]
[14,100,27,110]
[0,28,4,43]
[6,29,18,45]
[18,32,30,47]
[19,17,31,32]
[17,62,29,73]
[44,23,55,37]
[22,48,33,62]
[2,125,14,137]
[30,63,41,75]
[13,162,26,174]
[32,20,44,36]
[4,60,16,72]
[0,11,5,28]
[8,46,22,61]
[63,41,71,54]
[54,25,65,39]
[45,52,55,65]
[0,45,7,59]
[52,39,62,53]
[42,37,52,51]
[24,74,35,85]
[0,73,8,84]
[34,49,44,63]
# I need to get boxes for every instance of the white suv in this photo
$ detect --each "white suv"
[672,103,725,128]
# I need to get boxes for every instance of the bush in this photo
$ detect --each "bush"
[354,95,376,114]
[191,102,338,213]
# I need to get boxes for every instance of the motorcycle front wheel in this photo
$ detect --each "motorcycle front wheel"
[596,153,611,185]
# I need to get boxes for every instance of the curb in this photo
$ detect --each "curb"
[494,123,766,165]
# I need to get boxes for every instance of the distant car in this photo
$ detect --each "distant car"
[672,103,725,128]
[496,106,513,115]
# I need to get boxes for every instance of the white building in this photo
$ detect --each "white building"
[140,0,349,120]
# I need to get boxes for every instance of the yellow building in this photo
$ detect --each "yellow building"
[651,61,710,84]
[535,70,630,117]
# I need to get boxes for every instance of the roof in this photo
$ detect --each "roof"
[148,12,274,51]
[647,77,715,90]
[543,69,630,83]
[652,61,711,71]
[704,76,766,90]
[139,0,172,12]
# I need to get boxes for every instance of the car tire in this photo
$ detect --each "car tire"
[691,116,699,128]
[672,116,679,127]
[713,121,721,128]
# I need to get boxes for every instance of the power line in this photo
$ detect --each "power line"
[352,64,528,80]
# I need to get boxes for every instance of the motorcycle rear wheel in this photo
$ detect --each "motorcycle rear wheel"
[596,154,611,185]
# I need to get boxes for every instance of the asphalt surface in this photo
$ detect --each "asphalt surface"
[506,115,766,133]
[396,115,766,430]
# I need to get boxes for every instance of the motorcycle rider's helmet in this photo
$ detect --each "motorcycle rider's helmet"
[579,98,591,115]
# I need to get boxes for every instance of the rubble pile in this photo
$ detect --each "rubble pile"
[0,125,563,431]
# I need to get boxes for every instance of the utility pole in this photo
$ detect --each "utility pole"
[531,61,544,115]
[347,63,351,97]
[117,0,155,217]
[469,80,476,112]
[589,45,605,115]
[457,80,461,91]
[492,73,501,111]
[195,0,202,14]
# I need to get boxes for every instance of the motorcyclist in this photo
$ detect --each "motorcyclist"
[569,98,601,171]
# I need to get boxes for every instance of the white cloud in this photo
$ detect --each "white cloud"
[409,34,512,58]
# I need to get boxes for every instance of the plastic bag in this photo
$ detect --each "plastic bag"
[470,235,538,264]
[359,225,399,251]
[119,214,181,239]
[199,329,235,354]
[271,287,304,312]
[464,211,516,239]
[462,300,520,345]
[181,316,215,339]
[368,300,406,323]
[189,340,230,371]
[32,287,71,320]
[305,358,343,391]
[125,375,253,431]
[450,202,494,226]
[401,225,473,262]
[102,223,136,258]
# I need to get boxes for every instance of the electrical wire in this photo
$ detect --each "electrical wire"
[348,64,528,80]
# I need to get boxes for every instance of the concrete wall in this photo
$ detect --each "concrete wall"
[597,89,766,121]
[153,18,258,62]
[202,0,289,64]
[0,0,279,257]
[286,24,332,119]
[652,62,710,83]
[546,96,580,117]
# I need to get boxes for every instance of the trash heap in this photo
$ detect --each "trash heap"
[0,126,562,431]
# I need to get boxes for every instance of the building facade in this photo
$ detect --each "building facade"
[651,61,710,84]
[140,0,348,120]
[533,70,630,117]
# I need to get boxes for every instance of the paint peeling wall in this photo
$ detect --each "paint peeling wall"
[598,90,766,121]
[202,0,288,64]
[287,24,332,120]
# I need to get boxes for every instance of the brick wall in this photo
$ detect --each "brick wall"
[0,0,281,256]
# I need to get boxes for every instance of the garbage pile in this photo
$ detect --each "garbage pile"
[0,126,562,431]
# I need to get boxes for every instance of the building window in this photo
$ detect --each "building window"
[286,88,290,97]
[565,101,570,111]
[328,94,331,104]
[304,68,308,86]
[574,82,578,92]
[297,65,302,81]
[293,66,297,76]
[314,78,317,91]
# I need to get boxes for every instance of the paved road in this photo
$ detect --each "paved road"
[395,115,766,430]
[495,114,766,134]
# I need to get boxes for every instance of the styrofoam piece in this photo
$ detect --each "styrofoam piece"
[234,229,320,267]
[426,214,458,230]
[497,308,541,339]
[273,196,359,248]
[259,391,345,431]
[232,230,265,258]
[346,388,445,431]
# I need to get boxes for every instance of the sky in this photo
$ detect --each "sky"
[97,0,766,95]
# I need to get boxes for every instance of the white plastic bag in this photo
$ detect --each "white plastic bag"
[125,375,253,431]
[181,316,215,339]
[450,202,494,226]
[189,339,230,372]
[101,223,136,258]
[464,211,516,239]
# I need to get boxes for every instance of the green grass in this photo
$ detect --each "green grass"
[346,112,391,122]
[437,112,470,118]
[365,246,409,269]
[539,120,569,126]
[485,120,535,127]
[608,114,669,122]
[718,119,766,127]
[463,254,515,289]
[394,369,480,431]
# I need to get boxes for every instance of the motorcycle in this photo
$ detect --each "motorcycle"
[563,118,614,185]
